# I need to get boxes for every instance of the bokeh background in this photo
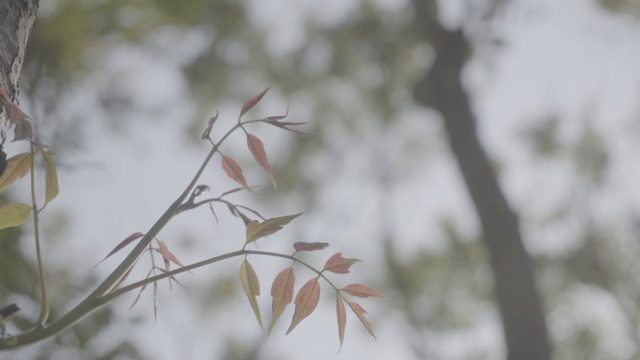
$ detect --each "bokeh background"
[2,0,640,359]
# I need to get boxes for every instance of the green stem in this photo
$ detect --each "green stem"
[30,143,49,327]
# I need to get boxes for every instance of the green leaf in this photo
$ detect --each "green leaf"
[245,213,303,244]
[41,149,59,207]
[239,259,263,328]
[0,203,32,230]
[0,152,32,194]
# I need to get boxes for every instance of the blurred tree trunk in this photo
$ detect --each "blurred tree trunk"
[412,2,551,359]
[0,0,38,147]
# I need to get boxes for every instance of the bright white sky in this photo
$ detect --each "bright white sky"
[5,0,640,359]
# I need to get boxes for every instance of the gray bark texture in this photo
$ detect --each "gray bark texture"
[0,0,38,145]
[412,1,552,359]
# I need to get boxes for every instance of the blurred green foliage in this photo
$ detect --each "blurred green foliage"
[4,0,640,359]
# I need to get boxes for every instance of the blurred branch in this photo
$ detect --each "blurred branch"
[412,1,551,359]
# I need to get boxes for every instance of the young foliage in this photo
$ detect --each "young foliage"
[239,259,263,328]
[323,252,361,274]
[342,284,386,298]
[293,242,329,253]
[0,152,32,193]
[0,203,32,230]
[246,133,277,190]
[240,86,271,117]
[245,213,303,244]
[95,232,145,267]
[221,155,251,192]
[0,87,383,352]
[346,301,376,340]
[41,149,59,207]
[286,277,320,334]
[268,267,295,334]
[336,295,346,349]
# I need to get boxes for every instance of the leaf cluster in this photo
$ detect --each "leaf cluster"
[0,87,384,351]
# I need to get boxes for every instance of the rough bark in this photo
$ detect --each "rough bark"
[412,1,551,359]
[0,0,38,177]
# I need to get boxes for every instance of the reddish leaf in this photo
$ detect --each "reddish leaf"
[268,267,295,334]
[240,259,263,328]
[323,253,361,274]
[347,301,376,340]
[221,155,251,192]
[342,284,385,298]
[263,107,289,122]
[245,213,303,244]
[240,86,271,117]
[293,242,329,253]
[95,232,145,267]
[264,121,312,135]
[286,277,320,334]
[202,110,219,140]
[337,296,346,350]
[247,133,277,190]
[156,239,172,273]
[0,152,32,194]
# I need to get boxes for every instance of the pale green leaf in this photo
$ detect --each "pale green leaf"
[239,259,263,328]
[0,152,31,194]
[245,213,303,244]
[0,203,32,230]
[41,150,59,207]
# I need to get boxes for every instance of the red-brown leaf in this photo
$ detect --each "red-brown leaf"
[264,120,312,135]
[293,242,329,253]
[342,284,385,298]
[286,277,320,334]
[268,267,295,334]
[263,108,289,122]
[157,239,172,273]
[247,133,277,190]
[323,253,361,274]
[95,232,145,267]
[221,155,251,192]
[337,295,346,350]
[240,86,271,117]
[347,301,376,340]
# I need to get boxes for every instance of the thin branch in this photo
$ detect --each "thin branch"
[30,143,49,327]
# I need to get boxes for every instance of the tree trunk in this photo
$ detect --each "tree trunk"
[412,2,551,359]
[0,0,38,175]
